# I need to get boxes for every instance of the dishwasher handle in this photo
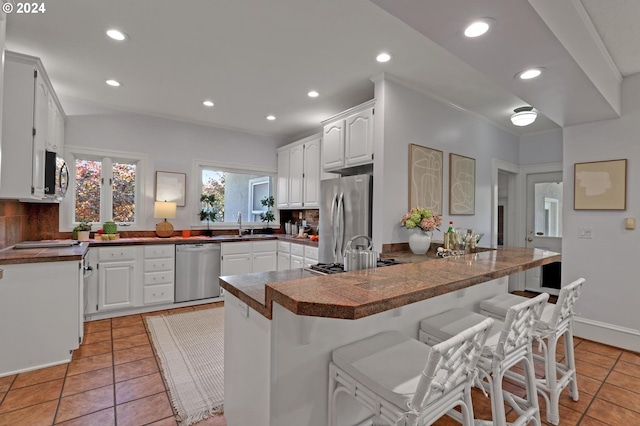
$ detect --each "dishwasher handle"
[176,244,221,252]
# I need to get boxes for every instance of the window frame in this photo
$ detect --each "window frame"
[192,159,278,229]
[61,146,147,232]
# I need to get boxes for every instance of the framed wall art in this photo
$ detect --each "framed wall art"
[409,144,443,214]
[574,159,627,210]
[155,171,186,207]
[449,153,475,215]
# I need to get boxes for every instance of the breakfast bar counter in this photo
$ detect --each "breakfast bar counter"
[223,246,560,426]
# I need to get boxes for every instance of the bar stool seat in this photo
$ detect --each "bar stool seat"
[329,318,494,426]
[479,278,585,425]
[419,293,548,426]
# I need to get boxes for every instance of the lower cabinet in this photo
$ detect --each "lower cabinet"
[221,241,278,275]
[276,242,319,271]
[98,260,135,311]
[253,241,277,273]
[143,245,175,305]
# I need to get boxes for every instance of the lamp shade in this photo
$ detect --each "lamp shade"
[510,106,537,127]
[154,201,177,219]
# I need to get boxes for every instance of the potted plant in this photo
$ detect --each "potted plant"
[73,221,92,241]
[259,195,275,233]
[200,194,217,236]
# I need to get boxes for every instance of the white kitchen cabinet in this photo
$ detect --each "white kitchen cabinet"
[277,241,291,271]
[321,100,375,172]
[96,246,138,312]
[143,245,175,305]
[221,242,253,276]
[276,149,290,209]
[252,240,278,273]
[290,255,304,269]
[0,51,65,201]
[303,245,319,268]
[0,260,81,376]
[289,242,317,270]
[276,133,321,209]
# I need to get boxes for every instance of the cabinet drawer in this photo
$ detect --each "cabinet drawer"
[99,246,136,261]
[143,284,174,305]
[253,240,277,253]
[144,271,174,286]
[221,242,252,255]
[304,246,319,261]
[144,258,174,272]
[277,241,290,253]
[144,245,175,259]
[290,243,304,256]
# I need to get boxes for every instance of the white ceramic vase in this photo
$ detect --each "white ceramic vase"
[408,230,432,255]
[77,231,90,242]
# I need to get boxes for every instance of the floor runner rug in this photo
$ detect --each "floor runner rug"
[147,307,224,425]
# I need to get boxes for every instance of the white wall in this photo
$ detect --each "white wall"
[519,129,563,165]
[563,73,640,351]
[373,77,520,247]
[63,102,283,230]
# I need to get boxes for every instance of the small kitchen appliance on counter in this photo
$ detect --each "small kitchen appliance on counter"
[343,235,377,271]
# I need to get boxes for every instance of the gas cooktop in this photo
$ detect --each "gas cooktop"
[307,258,403,275]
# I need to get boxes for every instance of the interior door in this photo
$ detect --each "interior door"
[525,171,563,293]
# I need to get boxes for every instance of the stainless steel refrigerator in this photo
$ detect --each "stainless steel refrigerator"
[319,174,372,264]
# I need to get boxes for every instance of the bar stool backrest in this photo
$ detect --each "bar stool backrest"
[495,293,549,360]
[549,278,585,330]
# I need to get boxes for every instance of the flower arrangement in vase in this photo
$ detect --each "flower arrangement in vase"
[73,221,92,241]
[400,207,442,254]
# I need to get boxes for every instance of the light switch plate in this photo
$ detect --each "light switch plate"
[625,218,636,230]
[579,227,592,239]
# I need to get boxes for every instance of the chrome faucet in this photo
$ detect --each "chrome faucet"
[237,212,242,236]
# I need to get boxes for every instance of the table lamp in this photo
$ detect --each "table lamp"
[154,201,177,238]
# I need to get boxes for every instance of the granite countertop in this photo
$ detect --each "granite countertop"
[220,246,561,320]
[1,234,318,265]
[0,241,89,265]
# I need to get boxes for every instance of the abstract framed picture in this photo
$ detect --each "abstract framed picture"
[408,144,443,214]
[155,171,186,207]
[574,159,626,210]
[449,153,475,215]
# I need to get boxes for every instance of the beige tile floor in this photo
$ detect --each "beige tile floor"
[0,300,638,425]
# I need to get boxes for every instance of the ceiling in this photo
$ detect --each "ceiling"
[4,0,636,142]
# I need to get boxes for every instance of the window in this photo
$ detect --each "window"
[195,160,276,227]
[64,146,146,229]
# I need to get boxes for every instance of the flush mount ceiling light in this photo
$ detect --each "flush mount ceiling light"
[464,18,494,38]
[307,90,319,98]
[106,79,121,87]
[376,52,392,63]
[106,29,127,41]
[510,106,537,126]
[203,100,214,107]
[518,68,544,80]
[266,115,276,121]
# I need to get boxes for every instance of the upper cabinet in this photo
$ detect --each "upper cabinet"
[277,133,321,209]
[0,52,65,201]
[321,100,375,172]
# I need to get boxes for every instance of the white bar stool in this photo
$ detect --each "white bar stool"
[418,293,548,426]
[328,317,494,426]
[479,278,585,425]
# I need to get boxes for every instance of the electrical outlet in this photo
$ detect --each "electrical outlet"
[579,227,592,239]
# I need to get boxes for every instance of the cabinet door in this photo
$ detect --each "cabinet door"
[291,255,304,269]
[277,252,291,271]
[288,144,304,208]
[322,120,345,171]
[46,95,57,152]
[221,253,252,276]
[303,138,321,207]
[97,260,135,311]
[345,107,374,167]
[32,73,48,198]
[277,149,290,208]
[253,251,277,273]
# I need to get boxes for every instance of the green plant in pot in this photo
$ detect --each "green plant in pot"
[259,195,275,234]
[73,221,91,241]
[200,194,218,236]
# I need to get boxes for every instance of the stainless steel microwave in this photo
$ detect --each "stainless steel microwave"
[44,150,69,200]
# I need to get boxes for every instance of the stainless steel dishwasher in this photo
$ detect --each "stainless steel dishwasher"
[175,243,221,302]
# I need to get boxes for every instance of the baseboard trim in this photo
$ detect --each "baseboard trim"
[574,316,640,352]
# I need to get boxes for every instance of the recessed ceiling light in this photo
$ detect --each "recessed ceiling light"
[376,52,392,63]
[518,68,543,80]
[510,106,537,126]
[308,90,319,98]
[266,115,276,121]
[464,18,494,38]
[106,79,121,87]
[203,100,214,107]
[106,29,127,41]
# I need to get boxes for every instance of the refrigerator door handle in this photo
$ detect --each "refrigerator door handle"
[337,192,345,260]
[330,194,339,261]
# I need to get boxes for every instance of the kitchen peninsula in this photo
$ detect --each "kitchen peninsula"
[221,246,560,426]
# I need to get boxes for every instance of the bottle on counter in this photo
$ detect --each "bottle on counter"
[444,221,455,250]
